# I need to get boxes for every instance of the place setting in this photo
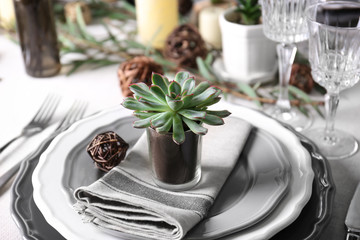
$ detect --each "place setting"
[13,72,331,240]
[1,0,360,240]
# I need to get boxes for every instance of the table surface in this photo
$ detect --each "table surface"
[1,32,360,240]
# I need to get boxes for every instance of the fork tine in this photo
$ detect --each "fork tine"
[57,100,88,130]
[70,101,88,123]
[36,95,61,125]
[31,94,61,125]
[31,94,53,122]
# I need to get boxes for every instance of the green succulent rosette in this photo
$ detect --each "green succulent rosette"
[122,71,231,144]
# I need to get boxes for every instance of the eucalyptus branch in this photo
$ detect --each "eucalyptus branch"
[59,30,134,60]
[219,83,324,106]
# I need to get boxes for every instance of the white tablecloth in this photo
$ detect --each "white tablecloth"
[1,32,360,240]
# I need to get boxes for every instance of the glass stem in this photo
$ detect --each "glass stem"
[324,92,339,140]
[276,43,297,112]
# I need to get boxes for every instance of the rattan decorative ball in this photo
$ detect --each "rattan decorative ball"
[87,131,129,172]
[118,56,164,97]
[164,24,207,68]
[289,63,314,93]
[179,0,193,15]
[64,1,92,25]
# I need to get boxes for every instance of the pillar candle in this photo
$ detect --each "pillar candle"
[0,0,16,30]
[135,0,178,49]
[199,6,224,49]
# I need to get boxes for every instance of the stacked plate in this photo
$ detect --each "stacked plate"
[11,103,335,240]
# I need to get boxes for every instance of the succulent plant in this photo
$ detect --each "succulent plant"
[122,71,231,144]
[236,0,261,25]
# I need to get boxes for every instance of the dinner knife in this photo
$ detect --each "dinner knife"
[345,183,360,240]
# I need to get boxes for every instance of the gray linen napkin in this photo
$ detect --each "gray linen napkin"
[73,117,252,240]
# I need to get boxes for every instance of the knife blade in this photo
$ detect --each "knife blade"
[345,183,360,240]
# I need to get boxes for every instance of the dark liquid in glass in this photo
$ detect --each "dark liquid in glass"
[14,0,61,77]
[316,3,360,27]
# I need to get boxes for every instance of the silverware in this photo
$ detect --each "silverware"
[0,100,88,190]
[345,183,360,240]
[0,94,61,153]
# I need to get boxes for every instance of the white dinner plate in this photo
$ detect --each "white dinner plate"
[32,102,313,240]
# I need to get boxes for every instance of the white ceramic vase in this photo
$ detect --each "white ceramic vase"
[219,7,277,84]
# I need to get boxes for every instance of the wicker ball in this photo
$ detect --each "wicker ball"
[179,0,193,16]
[118,56,164,97]
[87,131,129,172]
[289,63,314,93]
[64,1,92,25]
[164,24,208,68]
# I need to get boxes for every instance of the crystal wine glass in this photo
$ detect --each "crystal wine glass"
[306,1,360,160]
[261,0,317,131]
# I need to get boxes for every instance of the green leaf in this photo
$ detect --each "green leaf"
[124,40,147,50]
[288,85,323,117]
[175,71,191,86]
[152,73,169,95]
[108,12,129,20]
[173,114,185,144]
[122,0,136,15]
[100,20,119,46]
[151,112,173,128]
[178,109,206,120]
[58,35,77,50]
[65,17,77,36]
[237,82,261,107]
[181,78,196,95]
[191,81,211,95]
[168,81,182,96]
[122,97,169,111]
[151,54,177,68]
[206,110,231,118]
[129,83,158,102]
[189,87,221,107]
[182,94,194,108]
[166,95,184,111]
[133,118,152,128]
[196,57,215,82]
[150,85,167,103]
[205,53,214,66]
[133,111,155,119]
[288,92,309,117]
[183,117,208,135]
[202,114,224,125]
[156,117,173,133]
[253,81,262,91]
[66,61,86,76]
[75,5,97,42]
[197,97,221,108]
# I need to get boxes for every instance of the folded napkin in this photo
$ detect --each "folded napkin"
[74,117,252,240]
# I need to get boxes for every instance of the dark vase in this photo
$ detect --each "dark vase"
[146,127,202,191]
[14,0,61,77]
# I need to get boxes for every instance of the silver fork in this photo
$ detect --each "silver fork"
[0,100,88,189]
[0,94,61,154]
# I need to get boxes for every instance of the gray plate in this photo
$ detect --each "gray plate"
[60,117,290,239]
[11,118,334,240]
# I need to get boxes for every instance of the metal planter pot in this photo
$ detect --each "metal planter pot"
[146,127,202,191]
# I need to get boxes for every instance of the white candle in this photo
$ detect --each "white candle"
[199,6,224,49]
[0,0,16,30]
[135,0,179,49]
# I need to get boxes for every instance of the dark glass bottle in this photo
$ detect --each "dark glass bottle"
[13,0,61,77]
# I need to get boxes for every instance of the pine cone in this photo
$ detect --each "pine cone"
[289,63,314,93]
[178,0,193,16]
[164,24,207,69]
[64,1,92,25]
[87,131,129,172]
[118,56,164,97]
